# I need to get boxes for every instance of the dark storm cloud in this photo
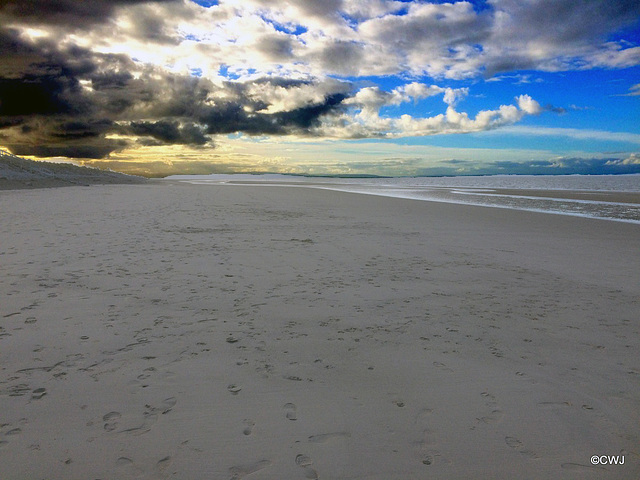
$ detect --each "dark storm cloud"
[274,92,348,130]
[0,76,77,116]
[51,119,114,140]
[126,120,209,145]
[0,0,179,28]
[195,77,350,135]
[196,91,348,136]
[0,30,85,116]
[0,29,136,158]
[8,142,129,159]
[0,25,352,158]
[0,29,136,116]
[2,116,130,159]
[91,71,135,91]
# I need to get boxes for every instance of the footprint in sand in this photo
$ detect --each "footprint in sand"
[433,361,453,372]
[295,455,313,466]
[414,408,445,466]
[515,371,537,384]
[416,430,439,466]
[121,400,171,436]
[228,459,272,480]
[295,454,318,479]
[31,388,47,400]
[284,403,297,421]
[156,455,172,473]
[242,419,255,436]
[476,392,504,425]
[116,457,143,476]
[161,397,177,414]
[116,457,134,467]
[103,412,121,432]
[505,436,539,459]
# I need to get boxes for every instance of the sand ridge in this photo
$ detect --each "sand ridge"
[0,149,146,190]
[0,182,638,479]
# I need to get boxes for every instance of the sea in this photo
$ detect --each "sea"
[165,174,640,224]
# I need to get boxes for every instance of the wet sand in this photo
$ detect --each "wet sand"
[478,188,640,205]
[1,182,638,479]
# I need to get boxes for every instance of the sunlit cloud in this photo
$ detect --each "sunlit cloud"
[1,0,639,175]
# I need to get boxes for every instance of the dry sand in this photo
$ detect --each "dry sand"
[1,182,638,479]
[0,150,146,190]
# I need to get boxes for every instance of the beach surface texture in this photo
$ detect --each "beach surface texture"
[0,150,146,189]
[1,181,639,479]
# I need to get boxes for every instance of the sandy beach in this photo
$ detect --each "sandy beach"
[1,181,638,479]
[0,150,147,190]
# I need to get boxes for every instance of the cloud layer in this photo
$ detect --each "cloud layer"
[0,0,638,164]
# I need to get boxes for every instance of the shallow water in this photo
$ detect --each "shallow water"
[166,174,640,224]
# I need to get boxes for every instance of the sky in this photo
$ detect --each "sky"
[0,0,639,177]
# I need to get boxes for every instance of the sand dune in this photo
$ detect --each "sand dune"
[0,149,146,189]
[0,182,638,479]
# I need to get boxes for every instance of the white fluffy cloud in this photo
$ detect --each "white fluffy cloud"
[517,94,543,115]
[606,153,640,165]
[315,89,542,138]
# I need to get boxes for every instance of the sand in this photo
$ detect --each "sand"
[0,151,147,190]
[1,181,638,479]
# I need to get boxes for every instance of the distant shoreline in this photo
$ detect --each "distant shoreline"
[3,147,639,191]
[166,171,640,180]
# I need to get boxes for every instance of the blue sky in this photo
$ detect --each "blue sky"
[0,0,639,176]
